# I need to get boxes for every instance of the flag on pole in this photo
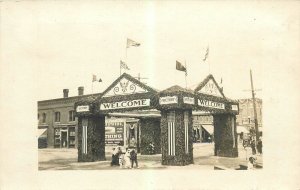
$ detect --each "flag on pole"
[92,74,102,82]
[92,74,97,82]
[176,60,187,73]
[126,38,140,48]
[203,46,209,62]
[120,60,130,70]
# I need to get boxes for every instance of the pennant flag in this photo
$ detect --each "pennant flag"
[92,74,97,82]
[127,38,140,48]
[203,46,209,62]
[176,60,187,73]
[120,60,130,70]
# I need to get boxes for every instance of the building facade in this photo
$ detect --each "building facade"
[236,98,263,127]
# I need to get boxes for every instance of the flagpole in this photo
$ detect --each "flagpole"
[185,60,187,89]
[120,59,122,76]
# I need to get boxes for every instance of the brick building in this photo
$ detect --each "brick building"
[38,87,101,148]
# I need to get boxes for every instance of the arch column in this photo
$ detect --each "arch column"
[77,115,106,162]
[161,109,193,166]
[213,114,238,157]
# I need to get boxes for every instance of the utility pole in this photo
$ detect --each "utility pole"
[250,69,259,142]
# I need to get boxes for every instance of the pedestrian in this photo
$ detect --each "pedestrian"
[124,148,131,169]
[110,147,119,166]
[117,146,123,168]
[129,137,137,148]
[250,139,256,155]
[130,149,139,169]
[247,156,256,170]
[257,137,263,154]
[208,136,211,143]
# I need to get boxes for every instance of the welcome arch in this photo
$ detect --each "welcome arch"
[75,73,239,166]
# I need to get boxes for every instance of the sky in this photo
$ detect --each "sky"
[2,1,299,101]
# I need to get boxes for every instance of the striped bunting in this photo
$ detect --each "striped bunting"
[82,125,87,154]
[184,111,189,154]
[167,111,175,156]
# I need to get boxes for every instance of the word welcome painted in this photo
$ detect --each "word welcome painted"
[100,99,150,110]
[76,105,89,112]
[159,96,178,105]
[198,99,225,110]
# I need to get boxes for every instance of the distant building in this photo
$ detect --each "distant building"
[192,112,213,143]
[236,98,263,136]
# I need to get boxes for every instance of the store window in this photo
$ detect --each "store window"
[69,110,75,122]
[55,112,61,122]
[42,113,46,123]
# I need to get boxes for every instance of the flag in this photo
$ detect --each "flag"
[203,46,209,62]
[126,38,140,48]
[92,74,97,82]
[92,75,102,82]
[120,60,130,70]
[176,60,187,75]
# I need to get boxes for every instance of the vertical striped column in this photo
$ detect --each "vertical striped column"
[184,111,189,154]
[82,125,87,154]
[167,111,175,156]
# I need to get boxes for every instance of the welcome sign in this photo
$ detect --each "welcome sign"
[198,99,225,110]
[100,99,150,110]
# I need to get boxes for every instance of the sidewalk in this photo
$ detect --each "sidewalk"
[38,142,263,170]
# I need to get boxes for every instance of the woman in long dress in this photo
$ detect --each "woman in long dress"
[124,149,131,168]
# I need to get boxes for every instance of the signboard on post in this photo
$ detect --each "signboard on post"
[76,105,90,112]
[183,97,195,105]
[159,96,178,105]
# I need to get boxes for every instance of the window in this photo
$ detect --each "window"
[69,110,75,122]
[42,113,46,123]
[55,112,61,122]
[38,113,40,120]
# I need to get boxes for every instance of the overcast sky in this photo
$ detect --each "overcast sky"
[2,1,299,101]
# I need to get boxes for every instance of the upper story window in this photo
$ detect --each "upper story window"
[54,112,61,122]
[69,110,75,122]
[42,113,46,123]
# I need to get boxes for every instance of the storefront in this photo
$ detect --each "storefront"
[53,125,76,148]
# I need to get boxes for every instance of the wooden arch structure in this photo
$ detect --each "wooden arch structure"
[75,73,239,166]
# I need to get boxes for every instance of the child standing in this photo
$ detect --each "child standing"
[130,149,139,169]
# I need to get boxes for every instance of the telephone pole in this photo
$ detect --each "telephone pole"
[250,69,259,142]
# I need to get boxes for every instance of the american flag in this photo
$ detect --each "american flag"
[167,111,175,156]
[82,125,87,154]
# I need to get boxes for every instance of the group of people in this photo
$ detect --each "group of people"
[246,137,263,170]
[111,146,139,169]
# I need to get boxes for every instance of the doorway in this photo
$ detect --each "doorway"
[60,130,68,148]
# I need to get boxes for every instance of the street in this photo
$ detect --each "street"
[39,142,262,170]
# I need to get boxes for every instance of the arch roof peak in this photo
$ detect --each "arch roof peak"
[100,72,157,99]
[194,74,225,98]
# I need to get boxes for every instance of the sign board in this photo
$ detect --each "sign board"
[198,99,225,110]
[159,96,178,105]
[105,121,124,145]
[197,79,223,97]
[183,97,195,105]
[76,105,89,112]
[100,99,150,110]
[231,105,239,111]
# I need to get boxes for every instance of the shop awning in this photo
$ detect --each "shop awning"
[38,128,47,138]
[237,126,249,134]
[202,125,214,135]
